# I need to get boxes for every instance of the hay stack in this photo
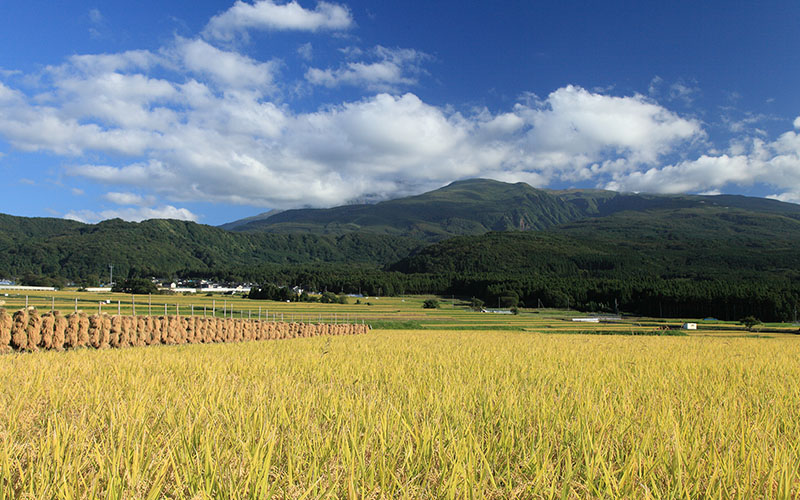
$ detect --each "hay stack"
[52,311,66,351]
[40,313,55,350]
[233,319,242,342]
[188,317,198,343]
[77,313,90,347]
[214,318,222,342]
[179,317,189,343]
[0,308,11,353]
[144,316,155,345]
[171,316,181,344]
[88,314,102,348]
[150,317,161,345]
[25,309,42,351]
[135,316,147,346]
[11,309,28,350]
[64,313,79,349]
[120,316,133,347]
[222,319,232,342]
[265,322,273,340]
[157,316,168,344]
[99,315,111,349]
[109,316,123,348]
[196,318,206,343]
[185,317,195,344]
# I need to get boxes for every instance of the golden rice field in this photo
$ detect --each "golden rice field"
[2,329,799,499]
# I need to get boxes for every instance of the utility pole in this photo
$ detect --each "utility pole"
[109,264,113,287]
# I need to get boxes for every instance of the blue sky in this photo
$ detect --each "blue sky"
[1,0,799,225]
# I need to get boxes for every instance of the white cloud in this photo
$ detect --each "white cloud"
[606,122,800,199]
[1,3,796,214]
[297,42,313,61]
[64,205,199,224]
[88,8,103,24]
[515,85,703,173]
[306,46,428,91]
[176,38,277,92]
[767,192,800,204]
[204,0,353,41]
[103,191,156,206]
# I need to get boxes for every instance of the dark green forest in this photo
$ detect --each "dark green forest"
[3,179,800,321]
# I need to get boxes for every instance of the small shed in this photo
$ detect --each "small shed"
[681,323,697,330]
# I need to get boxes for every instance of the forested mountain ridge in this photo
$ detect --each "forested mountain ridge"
[0,214,421,282]
[3,179,800,321]
[225,179,800,239]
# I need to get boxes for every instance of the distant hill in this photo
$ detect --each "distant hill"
[0,214,421,282]
[3,178,800,321]
[217,209,284,231]
[390,207,800,281]
[225,179,800,240]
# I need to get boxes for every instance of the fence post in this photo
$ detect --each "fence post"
[164,303,167,316]
[212,299,215,317]
[191,304,194,316]
[52,296,55,311]
[204,305,206,317]
[118,300,121,315]
[25,296,28,308]
[176,304,180,316]
[98,301,102,314]
[75,297,78,313]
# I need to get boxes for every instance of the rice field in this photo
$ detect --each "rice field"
[2,328,799,499]
[1,289,797,336]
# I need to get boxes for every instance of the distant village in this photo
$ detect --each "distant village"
[0,277,256,294]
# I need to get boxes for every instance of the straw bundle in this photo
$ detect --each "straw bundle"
[26,309,42,351]
[77,313,90,347]
[52,311,67,351]
[109,316,123,348]
[40,313,55,350]
[0,308,11,353]
[10,309,28,350]
[64,313,79,349]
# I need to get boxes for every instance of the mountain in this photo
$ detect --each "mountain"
[225,179,800,240]
[217,209,284,231]
[3,179,800,320]
[390,207,800,281]
[0,214,421,282]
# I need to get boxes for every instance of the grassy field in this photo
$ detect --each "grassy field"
[1,289,797,336]
[1,330,799,499]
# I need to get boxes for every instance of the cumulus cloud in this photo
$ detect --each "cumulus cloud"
[1,1,797,221]
[306,46,429,91]
[204,0,353,41]
[64,205,199,224]
[606,119,800,202]
[3,50,708,209]
[175,38,278,92]
[103,191,156,206]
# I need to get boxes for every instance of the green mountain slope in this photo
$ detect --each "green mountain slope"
[227,179,800,240]
[229,179,585,239]
[0,215,421,281]
[391,207,800,280]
